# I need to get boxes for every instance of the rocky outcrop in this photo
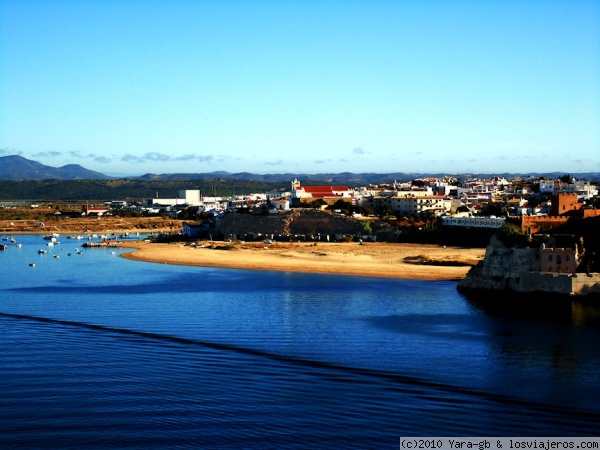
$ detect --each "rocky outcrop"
[458,234,537,291]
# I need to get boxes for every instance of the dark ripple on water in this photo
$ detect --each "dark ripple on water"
[2,314,599,449]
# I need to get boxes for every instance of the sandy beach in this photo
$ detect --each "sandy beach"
[120,241,485,281]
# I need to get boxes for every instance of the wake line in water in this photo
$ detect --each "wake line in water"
[2,311,599,420]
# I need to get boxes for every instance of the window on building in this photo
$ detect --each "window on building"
[548,255,553,261]
[565,255,570,262]
[556,255,562,264]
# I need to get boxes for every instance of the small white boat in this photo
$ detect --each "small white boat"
[29,263,36,267]
[16,243,22,248]
[38,249,47,254]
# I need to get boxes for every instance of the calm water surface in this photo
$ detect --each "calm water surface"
[2,234,600,448]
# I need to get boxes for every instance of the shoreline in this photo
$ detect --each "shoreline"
[119,241,485,281]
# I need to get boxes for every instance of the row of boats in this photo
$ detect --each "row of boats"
[3,235,117,265]
[45,233,115,240]
[1,232,131,252]
[1,232,147,254]
[1,236,19,250]
[37,248,84,255]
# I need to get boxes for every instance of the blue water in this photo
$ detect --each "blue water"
[2,234,600,448]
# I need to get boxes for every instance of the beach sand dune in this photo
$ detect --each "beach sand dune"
[121,241,485,281]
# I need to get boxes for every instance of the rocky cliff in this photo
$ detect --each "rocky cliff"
[458,234,538,291]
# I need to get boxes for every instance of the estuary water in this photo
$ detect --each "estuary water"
[2,234,600,448]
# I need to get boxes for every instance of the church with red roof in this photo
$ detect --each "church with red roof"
[290,179,353,206]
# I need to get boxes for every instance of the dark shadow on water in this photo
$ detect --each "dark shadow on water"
[459,289,600,328]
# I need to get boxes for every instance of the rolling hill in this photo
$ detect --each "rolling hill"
[0,155,111,180]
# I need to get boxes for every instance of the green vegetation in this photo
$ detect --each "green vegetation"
[496,222,527,247]
[559,174,572,183]
[357,220,372,235]
[0,179,286,201]
[586,196,600,209]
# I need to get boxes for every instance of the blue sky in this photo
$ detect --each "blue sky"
[1,0,598,176]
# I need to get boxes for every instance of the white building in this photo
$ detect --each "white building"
[182,223,207,238]
[539,180,555,194]
[274,199,290,211]
[441,215,505,229]
[147,198,187,207]
[179,190,201,206]
[148,189,200,207]
[566,181,598,199]
[200,196,227,213]
[391,195,447,216]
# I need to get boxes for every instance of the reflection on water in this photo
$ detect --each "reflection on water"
[572,301,600,327]
[462,290,600,327]
[461,291,600,403]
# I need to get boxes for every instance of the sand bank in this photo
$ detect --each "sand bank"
[120,241,485,281]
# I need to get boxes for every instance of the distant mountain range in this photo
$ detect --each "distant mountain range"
[0,155,111,180]
[1,155,599,184]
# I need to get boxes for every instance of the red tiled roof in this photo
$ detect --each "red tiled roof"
[299,186,349,194]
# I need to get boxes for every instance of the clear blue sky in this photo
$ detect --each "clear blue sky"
[1,0,598,176]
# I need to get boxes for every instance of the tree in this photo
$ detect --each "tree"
[311,199,327,209]
[358,221,373,236]
[361,206,374,216]
[419,210,439,231]
[480,201,506,217]
[586,195,600,209]
[559,174,572,184]
[526,195,541,210]
[497,222,526,247]
[375,204,392,217]
[500,222,523,236]
[329,199,352,211]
